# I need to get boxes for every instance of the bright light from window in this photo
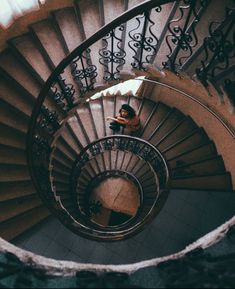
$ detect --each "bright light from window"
[0,0,46,29]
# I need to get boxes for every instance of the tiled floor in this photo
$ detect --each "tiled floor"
[13,189,235,265]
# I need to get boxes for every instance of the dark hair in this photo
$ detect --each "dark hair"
[119,104,136,118]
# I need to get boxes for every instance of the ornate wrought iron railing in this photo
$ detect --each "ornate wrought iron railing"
[49,135,170,240]
[66,135,169,232]
[195,7,235,101]
[27,0,234,238]
[28,0,174,205]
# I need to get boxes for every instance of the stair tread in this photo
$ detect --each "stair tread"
[157,116,198,150]
[0,181,36,202]
[75,0,104,83]
[0,50,42,98]
[168,141,217,168]
[76,105,97,143]
[0,100,30,133]
[171,156,226,178]
[30,19,67,67]
[0,124,26,149]
[52,7,83,53]
[0,145,27,165]
[102,95,116,136]
[89,98,106,139]
[149,108,185,144]
[0,164,31,182]
[0,206,50,241]
[0,76,34,117]
[0,195,43,223]
[103,0,126,24]
[163,128,209,159]
[9,33,52,81]
[172,172,232,191]
[54,136,78,161]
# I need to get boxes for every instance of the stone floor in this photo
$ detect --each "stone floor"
[13,189,235,265]
[90,176,140,226]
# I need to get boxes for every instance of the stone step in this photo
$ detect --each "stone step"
[0,195,43,223]
[0,181,36,203]
[0,50,42,102]
[0,100,29,134]
[0,145,27,165]
[9,33,52,82]
[163,128,209,160]
[52,7,84,53]
[0,124,26,150]
[75,0,104,83]
[168,141,217,169]
[0,206,50,241]
[171,156,226,178]
[0,164,31,182]
[171,173,232,191]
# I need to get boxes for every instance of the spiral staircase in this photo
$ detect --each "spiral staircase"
[0,0,235,287]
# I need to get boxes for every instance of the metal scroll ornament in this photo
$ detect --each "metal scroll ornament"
[128,9,160,70]
[99,25,126,81]
[196,9,235,86]
[71,136,168,189]
[163,0,209,72]
[71,49,97,96]
[37,105,60,135]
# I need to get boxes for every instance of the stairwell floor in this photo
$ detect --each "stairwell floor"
[12,189,235,265]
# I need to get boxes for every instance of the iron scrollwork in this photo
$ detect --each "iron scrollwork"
[71,49,97,96]
[99,25,126,81]
[102,139,113,150]
[58,75,76,110]
[50,75,76,112]
[128,8,160,70]
[195,8,235,87]
[89,143,102,157]
[72,136,169,192]
[224,78,235,106]
[50,83,66,111]
[163,0,208,72]
[32,134,51,160]
[37,105,60,135]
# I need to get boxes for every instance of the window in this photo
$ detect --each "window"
[0,0,46,29]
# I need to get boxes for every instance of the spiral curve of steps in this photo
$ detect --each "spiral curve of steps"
[0,0,234,271]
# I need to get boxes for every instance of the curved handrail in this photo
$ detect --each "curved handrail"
[51,135,170,239]
[27,0,173,141]
[26,0,174,206]
[70,134,169,185]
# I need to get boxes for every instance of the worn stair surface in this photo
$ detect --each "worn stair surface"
[0,0,234,266]
[51,95,232,200]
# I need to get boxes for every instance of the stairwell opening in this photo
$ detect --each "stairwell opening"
[87,175,140,227]
[0,0,235,286]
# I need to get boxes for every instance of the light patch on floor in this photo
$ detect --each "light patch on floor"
[90,177,140,216]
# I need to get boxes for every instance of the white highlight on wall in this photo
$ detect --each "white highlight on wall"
[0,0,46,29]
[88,76,145,101]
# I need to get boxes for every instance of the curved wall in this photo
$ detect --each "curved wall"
[139,70,235,189]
